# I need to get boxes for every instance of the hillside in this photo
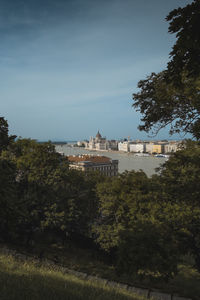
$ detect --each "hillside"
[0,252,144,300]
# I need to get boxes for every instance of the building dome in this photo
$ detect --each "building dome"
[96,130,102,139]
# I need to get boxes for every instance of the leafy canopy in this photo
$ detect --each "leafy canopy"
[133,0,200,139]
[0,117,16,153]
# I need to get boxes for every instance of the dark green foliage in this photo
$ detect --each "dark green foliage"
[132,0,200,273]
[93,171,150,250]
[93,171,180,279]
[7,139,70,244]
[0,158,18,241]
[92,143,200,278]
[2,118,200,282]
[159,141,200,204]
[117,223,179,281]
[133,1,200,139]
[43,168,101,239]
[1,137,100,246]
[0,117,16,153]
[166,0,200,82]
[158,142,200,271]
[133,71,200,138]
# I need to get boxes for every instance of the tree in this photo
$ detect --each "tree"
[117,221,180,281]
[158,142,200,271]
[132,0,200,139]
[93,171,150,251]
[0,117,18,241]
[0,117,16,153]
[2,138,70,245]
[43,169,101,243]
[166,0,200,82]
[0,158,19,242]
[3,138,101,246]
[93,170,180,279]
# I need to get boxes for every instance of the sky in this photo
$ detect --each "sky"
[0,0,192,141]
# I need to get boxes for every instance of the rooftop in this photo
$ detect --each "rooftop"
[68,155,111,164]
[96,130,102,139]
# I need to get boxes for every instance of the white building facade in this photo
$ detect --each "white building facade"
[118,141,130,152]
[86,131,107,150]
[145,143,154,154]
[129,143,144,153]
[85,131,118,151]
[164,142,179,153]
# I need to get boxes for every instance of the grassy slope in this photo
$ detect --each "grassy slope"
[2,242,200,300]
[19,242,200,300]
[0,253,144,300]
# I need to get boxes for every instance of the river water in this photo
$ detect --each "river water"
[55,145,168,177]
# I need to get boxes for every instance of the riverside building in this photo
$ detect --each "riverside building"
[118,141,130,152]
[164,141,181,153]
[86,131,107,150]
[77,132,182,154]
[68,155,118,176]
[129,143,144,153]
[85,131,118,151]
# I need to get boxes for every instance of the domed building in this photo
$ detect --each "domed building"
[85,131,118,151]
[95,130,102,140]
[87,130,108,150]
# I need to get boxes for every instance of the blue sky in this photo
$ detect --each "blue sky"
[0,0,192,141]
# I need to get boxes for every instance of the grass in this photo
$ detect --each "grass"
[164,264,200,299]
[2,241,200,300]
[31,243,200,299]
[0,252,145,300]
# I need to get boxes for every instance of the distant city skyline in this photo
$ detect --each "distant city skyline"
[1,0,192,141]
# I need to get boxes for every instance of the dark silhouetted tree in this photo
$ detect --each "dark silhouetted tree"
[133,0,200,139]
